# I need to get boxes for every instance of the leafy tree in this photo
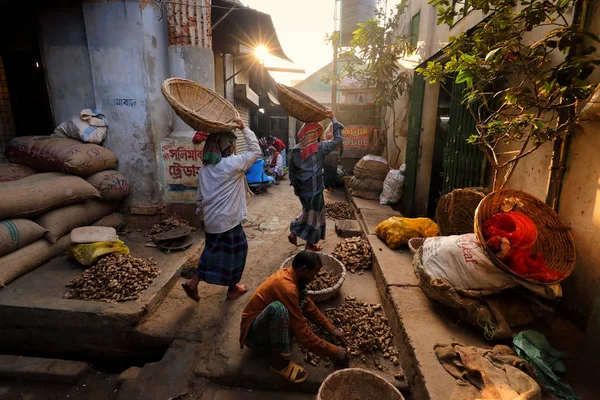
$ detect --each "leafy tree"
[323,1,413,163]
[419,0,599,189]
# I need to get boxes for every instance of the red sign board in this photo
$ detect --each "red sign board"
[327,125,376,149]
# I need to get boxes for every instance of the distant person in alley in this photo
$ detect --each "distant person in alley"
[288,111,343,251]
[240,250,348,383]
[266,135,287,168]
[182,117,261,302]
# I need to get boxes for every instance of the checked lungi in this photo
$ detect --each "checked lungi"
[290,192,326,245]
[196,224,248,286]
[245,301,293,355]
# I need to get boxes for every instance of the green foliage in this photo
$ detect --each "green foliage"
[323,1,413,110]
[420,0,599,187]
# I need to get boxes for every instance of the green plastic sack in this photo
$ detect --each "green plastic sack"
[71,239,129,266]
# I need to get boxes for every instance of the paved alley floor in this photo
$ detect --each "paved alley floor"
[0,182,403,400]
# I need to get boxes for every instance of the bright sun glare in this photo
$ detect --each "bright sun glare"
[254,45,269,61]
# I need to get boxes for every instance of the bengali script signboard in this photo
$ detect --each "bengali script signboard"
[159,140,204,203]
[327,125,377,149]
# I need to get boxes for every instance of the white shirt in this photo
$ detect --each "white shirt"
[196,127,261,234]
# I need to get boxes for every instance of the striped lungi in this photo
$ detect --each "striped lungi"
[290,192,326,245]
[196,224,248,286]
[245,301,292,355]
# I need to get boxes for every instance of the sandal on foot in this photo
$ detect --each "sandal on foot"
[306,243,323,251]
[226,284,249,300]
[270,361,308,383]
[181,283,200,302]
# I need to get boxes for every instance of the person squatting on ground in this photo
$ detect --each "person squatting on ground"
[288,110,343,251]
[239,250,349,383]
[182,118,261,302]
[266,135,287,168]
[267,145,284,181]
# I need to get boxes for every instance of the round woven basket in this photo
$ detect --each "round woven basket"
[280,253,346,302]
[277,83,329,122]
[408,237,425,255]
[436,188,486,236]
[317,368,405,400]
[474,189,576,284]
[161,78,239,133]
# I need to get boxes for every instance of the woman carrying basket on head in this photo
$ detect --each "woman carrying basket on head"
[288,110,344,251]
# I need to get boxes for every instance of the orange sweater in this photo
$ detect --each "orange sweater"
[240,268,339,359]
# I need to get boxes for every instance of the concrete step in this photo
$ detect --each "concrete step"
[0,355,90,383]
[199,384,315,400]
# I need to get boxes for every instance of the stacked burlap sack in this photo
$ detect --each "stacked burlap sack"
[349,155,389,200]
[0,135,130,286]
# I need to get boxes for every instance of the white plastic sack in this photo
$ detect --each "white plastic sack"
[420,234,518,295]
[380,165,405,205]
[53,109,108,144]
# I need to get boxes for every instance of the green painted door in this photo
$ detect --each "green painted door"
[442,81,487,193]
[402,73,425,216]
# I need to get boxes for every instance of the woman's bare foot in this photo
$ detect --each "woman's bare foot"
[288,233,299,246]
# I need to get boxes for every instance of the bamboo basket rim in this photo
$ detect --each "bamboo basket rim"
[474,189,576,285]
[317,368,405,400]
[276,83,329,122]
[161,77,239,133]
[280,253,346,302]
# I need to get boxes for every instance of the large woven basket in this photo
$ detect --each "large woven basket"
[162,78,239,133]
[277,83,329,122]
[474,189,576,284]
[318,368,405,400]
[436,188,486,236]
[280,253,346,302]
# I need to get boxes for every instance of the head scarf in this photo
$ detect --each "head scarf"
[297,122,323,161]
[202,131,237,165]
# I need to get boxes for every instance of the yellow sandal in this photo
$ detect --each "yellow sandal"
[270,361,308,383]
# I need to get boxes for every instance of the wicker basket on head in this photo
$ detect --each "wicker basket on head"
[474,189,576,285]
[162,78,239,133]
[318,368,405,400]
[436,188,486,236]
[277,83,329,122]
[280,253,346,302]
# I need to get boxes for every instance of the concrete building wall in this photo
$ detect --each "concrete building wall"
[39,2,96,126]
[82,0,163,209]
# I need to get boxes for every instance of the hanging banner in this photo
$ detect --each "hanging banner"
[159,139,205,203]
[327,125,377,149]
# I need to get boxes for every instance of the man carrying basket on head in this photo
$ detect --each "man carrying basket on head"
[182,117,261,302]
[288,110,344,251]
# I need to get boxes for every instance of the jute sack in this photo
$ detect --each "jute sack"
[350,176,384,192]
[36,200,119,243]
[6,136,118,177]
[0,163,36,182]
[350,188,381,200]
[0,219,48,257]
[353,155,389,181]
[85,170,130,202]
[0,173,100,220]
[93,212,126,231]
[0,211,124,287]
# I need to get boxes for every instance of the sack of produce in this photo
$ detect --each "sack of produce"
[0,209,124,287]
[0,235,71,287]
[6,136,118,177]
[354,155,389,181]
[0,219,48,257]
[71,239,129,266]
[350,176,384,192]
[53,109,108,144]
[85,170,130,202]
[380,167,405,205]
[375,217,439,249]
[419,234,517,295]
[0,163,36,182]
[93,212,126,232]
[349,188,381,200]
[36,200,119,243]
[414,245,545,340]
[0,173,100,220]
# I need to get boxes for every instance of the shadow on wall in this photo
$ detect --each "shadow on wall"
[558,121,600,329]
